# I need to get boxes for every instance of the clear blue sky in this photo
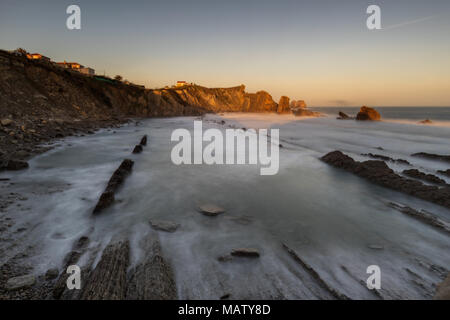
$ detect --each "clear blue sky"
[1,0,450,106]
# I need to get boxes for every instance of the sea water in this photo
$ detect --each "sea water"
[0,109,449,299]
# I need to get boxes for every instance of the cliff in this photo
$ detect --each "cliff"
[0,49,299,162]
[0,49,280,122]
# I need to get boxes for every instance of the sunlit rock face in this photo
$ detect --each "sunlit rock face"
[0,49,284,118]
[277,96,290,113]
[356,106,381,121]
[290,100,307,109]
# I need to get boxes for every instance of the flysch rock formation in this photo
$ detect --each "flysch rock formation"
[321,151,450,209]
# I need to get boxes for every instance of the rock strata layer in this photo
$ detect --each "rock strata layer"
[321,151,450,209]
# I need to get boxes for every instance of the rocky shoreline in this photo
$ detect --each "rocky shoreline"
[321,151,450,209]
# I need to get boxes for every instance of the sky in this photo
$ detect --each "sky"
[1,0,450,106]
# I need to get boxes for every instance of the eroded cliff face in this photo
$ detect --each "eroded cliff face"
[0,50,280,122]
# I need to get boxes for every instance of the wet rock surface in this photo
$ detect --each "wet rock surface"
[411,152,450,163]
[437,169,450,178]
[321,151,450,209]
[402,169,447,186]
[126,235,177,299]
[361,153,410,165]
[132,145,143,154]
[93,159,134,214]
[387,202,450,234]
[337,111,353,120]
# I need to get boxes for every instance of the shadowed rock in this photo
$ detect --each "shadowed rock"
[437,169,450,178]
[53,236,90,299]
[412,152,450,163]
[81,240,129,300]
[402,169,447,186]
[356,106,381,121]
[361,153,411,165]
[132,145,143,154]
[337,111,353,120]
[139,135,147,146]
[321,151,450,209]
[93,159,134,214]
[1,159,29,171]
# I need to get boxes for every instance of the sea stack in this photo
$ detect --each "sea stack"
[277,96,291,113]
[356,106,381,121]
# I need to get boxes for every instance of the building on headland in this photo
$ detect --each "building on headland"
[176,81,187,87]
[56,61,82,70]
[56,61,95,76]
[79,67,95,76]
[26,53,50,61]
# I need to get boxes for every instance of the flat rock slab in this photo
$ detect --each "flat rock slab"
[5,274,36,291]
[198,204,225,216]
[149,220,179,233]
[367,244,384,250]
[230,248,260,258]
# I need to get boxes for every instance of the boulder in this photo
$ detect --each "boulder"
[198,204,225,216]
[230,248,260,258]
[337,111,352,120]
[45,268,59,280]
[356,106,381,121]
[277,96,290,114]
[149,220,179,233]
[1,119,13,126]
[5,274,36,291]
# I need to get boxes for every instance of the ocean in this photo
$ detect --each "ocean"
[311,106,450,123]
[0,112,449,299]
